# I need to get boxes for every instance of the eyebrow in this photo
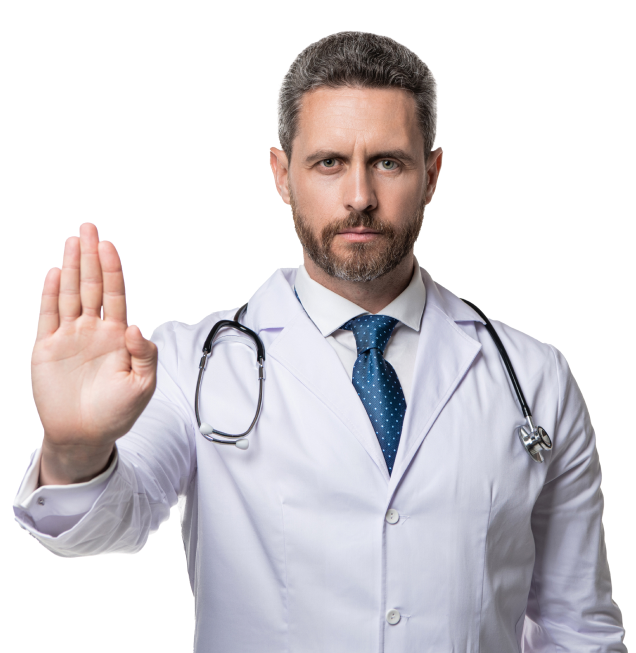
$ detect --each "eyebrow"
[304,148,418,166]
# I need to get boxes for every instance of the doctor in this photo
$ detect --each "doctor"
[14,32,626,652]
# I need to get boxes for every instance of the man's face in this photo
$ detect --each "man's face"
[270,86,442,282]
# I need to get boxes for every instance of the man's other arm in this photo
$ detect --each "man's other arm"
[523,347,626,651]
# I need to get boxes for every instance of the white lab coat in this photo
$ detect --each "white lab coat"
[14,267,626,652]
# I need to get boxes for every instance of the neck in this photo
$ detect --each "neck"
[303,252,415,314]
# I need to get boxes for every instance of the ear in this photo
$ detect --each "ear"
[424,147,443,205]
[270,147,291,205]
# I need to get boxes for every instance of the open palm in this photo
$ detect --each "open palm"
[32,224,157,484]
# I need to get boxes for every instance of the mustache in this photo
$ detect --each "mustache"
[321,211,396,244]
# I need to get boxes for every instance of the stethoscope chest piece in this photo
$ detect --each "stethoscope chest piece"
[517,416,553,463]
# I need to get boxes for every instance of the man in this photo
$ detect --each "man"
[14,32,626,652]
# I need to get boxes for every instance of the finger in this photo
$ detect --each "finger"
[99,241,127,324]
[79,223,103,317]
[59,236,81,320]
[36,268,61,340]
[125,326,158,380]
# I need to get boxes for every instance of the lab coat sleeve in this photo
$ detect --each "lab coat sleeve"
[522,346,626,651]
[12,322,197,557]
[13,447,118,537]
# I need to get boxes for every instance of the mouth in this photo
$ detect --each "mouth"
[337,227,383,243]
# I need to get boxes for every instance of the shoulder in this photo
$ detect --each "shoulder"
[480,313,567,409]
[150,307,239,372]
[486,318,574,420]
[486,318,558,362]
[430,274,559,375]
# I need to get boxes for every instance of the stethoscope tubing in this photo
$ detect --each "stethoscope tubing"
[195,296,550,461]
[460,299,532,419]
[195,303,265,445]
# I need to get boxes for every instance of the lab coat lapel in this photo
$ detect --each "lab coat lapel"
[389,271,482,491]
[244,268,484,486]
[245,269,391,481]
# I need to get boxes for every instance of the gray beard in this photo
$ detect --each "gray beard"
[291,197,425,283]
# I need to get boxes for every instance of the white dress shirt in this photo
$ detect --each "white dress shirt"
[294,260,426,404]
[13,266,626,652]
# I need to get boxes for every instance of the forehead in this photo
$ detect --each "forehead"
[294,86,422,153]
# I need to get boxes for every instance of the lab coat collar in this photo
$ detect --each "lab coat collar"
[421,268,486,326]
[243,266,485,485]
[293,260,426,336]
[243,265,485,334]
[240,268,304,332]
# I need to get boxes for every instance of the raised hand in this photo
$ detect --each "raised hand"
[32,224,157,486]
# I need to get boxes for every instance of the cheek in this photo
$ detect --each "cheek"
[292,173,342,223]
[376,177,424,220]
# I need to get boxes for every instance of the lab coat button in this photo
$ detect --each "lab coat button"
[385,508,399,524]
[37,497,45,506]
[386,609,401,625]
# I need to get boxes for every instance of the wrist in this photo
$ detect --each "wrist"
[39,439,115,486]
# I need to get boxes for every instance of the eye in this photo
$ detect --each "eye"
[377,160,398,170]
[321,158,337,168]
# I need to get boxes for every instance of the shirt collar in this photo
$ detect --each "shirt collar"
[294,259,427,337]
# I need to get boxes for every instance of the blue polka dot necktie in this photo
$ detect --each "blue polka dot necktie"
[341,315,406,474]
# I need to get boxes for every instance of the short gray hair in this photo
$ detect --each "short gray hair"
[278,31,437,160]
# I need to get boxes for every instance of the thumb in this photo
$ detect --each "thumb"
[125,325,158,378]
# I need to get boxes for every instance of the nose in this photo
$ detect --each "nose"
[342,162,377,213]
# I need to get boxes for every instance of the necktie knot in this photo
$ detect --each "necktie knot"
[341,314,399,356]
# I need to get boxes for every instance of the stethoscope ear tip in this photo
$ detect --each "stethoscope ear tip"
[199,422,249,449]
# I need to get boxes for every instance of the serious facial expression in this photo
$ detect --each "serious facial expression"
[276,86,430,282]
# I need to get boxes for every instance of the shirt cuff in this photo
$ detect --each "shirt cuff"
[13,447,118,537]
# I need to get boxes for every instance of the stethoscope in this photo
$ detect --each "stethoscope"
[195,304,264,450]
[194,299,553,462]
